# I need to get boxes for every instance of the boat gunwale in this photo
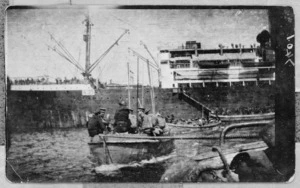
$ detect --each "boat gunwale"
[210,112,275,121]
[166,121,221,129]
[88,139,164,145]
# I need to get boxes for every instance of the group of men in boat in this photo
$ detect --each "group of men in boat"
[87,101,166,141]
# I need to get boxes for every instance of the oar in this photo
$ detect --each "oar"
[99,135,113,164]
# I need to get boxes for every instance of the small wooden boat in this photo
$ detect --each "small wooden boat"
[88,131,234,166]
[88,133,175,165]
[167,121,222,135]
[89,120,272,167]
[211,112,275,123]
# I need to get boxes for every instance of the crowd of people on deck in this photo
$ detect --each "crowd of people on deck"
[164,114,219,127]
[10,77,89,85]
[212,105,275,116]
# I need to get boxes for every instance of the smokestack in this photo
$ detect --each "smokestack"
[256,30,271,48]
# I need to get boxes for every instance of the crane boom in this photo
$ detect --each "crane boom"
[48,32,84,71]
[47,44,85,72]
[87,29,129,74]
[128,48,159,71]
[140,41,162,87]
[140,41,159,67]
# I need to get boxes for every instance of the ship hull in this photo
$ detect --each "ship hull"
[215,113,275,122]
[167,121,222,135]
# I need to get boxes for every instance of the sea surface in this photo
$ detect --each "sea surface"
[6,128,257,183]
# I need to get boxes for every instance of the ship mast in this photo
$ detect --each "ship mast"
[128,48,158,114]
[84,16,92,75]
[83,16,93,78]
[48,15,129,88]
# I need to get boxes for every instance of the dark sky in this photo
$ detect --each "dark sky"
[6,8,269,85]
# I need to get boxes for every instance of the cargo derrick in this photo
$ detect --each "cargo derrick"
[48,16,129,89]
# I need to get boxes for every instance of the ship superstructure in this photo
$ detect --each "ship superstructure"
[159,38,275,89]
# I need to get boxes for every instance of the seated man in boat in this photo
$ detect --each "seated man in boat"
[98,108,110,132]
[113,101,131,133]
[128,108,138,134]
[229,121,288,182]
[138,109,164,136]
[137,107,145,127]
[87,108,106,142]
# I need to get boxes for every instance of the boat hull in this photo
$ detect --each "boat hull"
[88,135,175,165]
[214,113,274,122]
[167,121,222,135]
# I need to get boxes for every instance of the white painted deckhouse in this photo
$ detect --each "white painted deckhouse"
[158,41,275,89]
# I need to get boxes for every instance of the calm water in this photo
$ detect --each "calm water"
[6,128,255,183]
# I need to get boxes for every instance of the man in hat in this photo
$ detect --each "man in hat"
[137,108,164,136]
[99,108,110,132]
[87,108,106,142]
[113,101,131,133]
[137,107,145,128]
[128,108,137,133]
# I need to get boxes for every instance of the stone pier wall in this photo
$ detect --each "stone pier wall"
[6,88,200,131]
[6,85,275,131]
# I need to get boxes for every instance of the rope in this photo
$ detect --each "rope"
[48,32,84,71]
[57,40,84,71]
[6,160,24,182]
[48,44,84,73]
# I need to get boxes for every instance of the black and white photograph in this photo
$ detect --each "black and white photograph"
[5,5,295,183]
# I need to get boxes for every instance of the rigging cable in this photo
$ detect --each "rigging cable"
[46,44,84,73]
[48,32,84,72]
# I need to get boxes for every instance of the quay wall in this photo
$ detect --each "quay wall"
[6,84,275,131]
[188,82,275,114]
[6,88,200,131]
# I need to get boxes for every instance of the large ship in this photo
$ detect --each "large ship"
[6,16,275,131]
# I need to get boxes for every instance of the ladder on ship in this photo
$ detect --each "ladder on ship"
[179,91,213,119]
